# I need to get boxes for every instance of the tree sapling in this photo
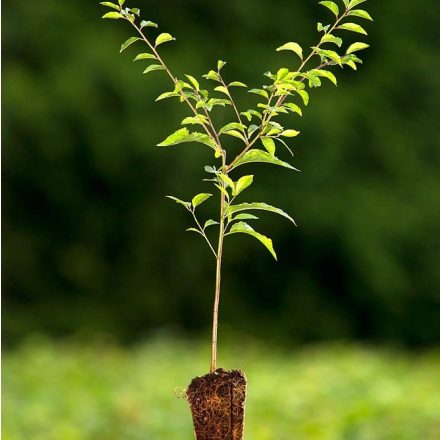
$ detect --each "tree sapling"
[100,0,372,437]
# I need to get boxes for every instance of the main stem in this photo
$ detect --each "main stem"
[211,160,227,373]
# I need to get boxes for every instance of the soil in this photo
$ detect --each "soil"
[187,368,247,440]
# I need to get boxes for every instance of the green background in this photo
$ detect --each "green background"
[3,0,440,345]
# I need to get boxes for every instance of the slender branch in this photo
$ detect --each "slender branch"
[126,18,223,153]
[191,209,218,258]
[211,155,227,373]
[219,74,248,142]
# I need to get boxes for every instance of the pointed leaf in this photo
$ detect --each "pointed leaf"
[319,1,339,17]
[99,2,120,11]
[347,42,370,54]
[156,91,179,101]
[219,174,236,192]
[155,33,175,47]
[312,69,338,86]
[185,74,200,91]
[321,34,343,47]
[338,23,368,35]
[204,219,219,229]
[143,64,165,74]
[261,137,276,156]
[348,0,367,7]
[232,214,259,221]
[102,11,123,19]
[347,9,373,20]
[229,81,247,88]
[229,222,277,260]
[249,89,269,99]
[158,128,216,149]
[276,42,303,60]
[284,103,303,116]
[226,202,296,225]
[281,130,300,138]
[219,122,246,135]
[140,20,158,29]
[232,149,299,171]
[133,53,157,61]
[120,37,140,53]
[192,193,212,208]
[166,195,191,210]
[214,86,229,95]
[235,175,254,195]
[217,60,226,71]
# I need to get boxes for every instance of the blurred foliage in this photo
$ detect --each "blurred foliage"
[3,337,440,439]
[3,0,440,344]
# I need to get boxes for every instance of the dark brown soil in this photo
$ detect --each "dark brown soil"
[187,368,247,440]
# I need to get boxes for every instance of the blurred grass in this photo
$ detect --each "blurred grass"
[3,337,440,439]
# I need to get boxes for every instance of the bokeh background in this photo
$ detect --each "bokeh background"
[3,0,440,438]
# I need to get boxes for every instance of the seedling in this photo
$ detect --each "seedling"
[100,0,372,437]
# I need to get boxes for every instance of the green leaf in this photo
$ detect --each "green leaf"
[102,11,123,19]
[228,222,277,260]
[249,89,269,99]
[311,69,338,86]
[219,174,236,192]
[319,1,339,17]
[235,175,254,195]
[318,22,331,33]
[346,42,370,54]
[99,2,120,10]
[157,128,216,149]
[348,0,367,8]
[133,53,157,62]
[338,23,368,35]
[219,122,246,135]
[214,86,229,95]
[283,103,303,116]
[186,228,202,235]
[321,34,343,47]
[185,75,200,91]
[261,137,276,156]
[347,9,373,20]
[276,42,303,60]
[204,219,219,229]
[143,64,165,74]
[217,60,226,71]
[343,0,350,7]
[281,130,300,138]
[229,81,247,88]
[156,91,179,101]
[155,33,175,47]
[166,195,191,210]
[130,8,141,16]
[192,193,212,208]
[118,0,125,5]
[181,115,208,126]
[231,149,299,171]
[232,214,259,221]
[296,89,310,106]
[226,202,296,225]
[223,130,246,142]
[140,20,158,29]
[120,37,140,53]
[203,70,221,82]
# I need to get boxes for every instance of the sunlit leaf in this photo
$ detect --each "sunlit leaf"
[155,33,175,47]
[140,20,158,29]
[229,81,247,88]
[219,122,246,135]
[321,34,343,47]
[133,53,157,61]
[261,137,276,156]
[143,64,165,74]
[214,86,229,95]
[185,75,200,91]
[346,42,370,54]
[232,213,259,221]
[311,69,338,86]
[347,9,373,20]
[181,115,209,126]
[156,91,179,101]
[102,11,123,19]
[235,175,254,195]
[283,103,303,116]
[99,2,120,11]
[157,128,216,149]
[192,193,212,208]
[276,42,303,60]
[120,37,140,53]
[226,202,296,225]
[166,195,191,210]
[281,130,300,138]
[348,0,367,8]
[204,219,219,228]
[338,23,368,35]
[219,174,235,192]
[217,60,226,70]
[319,1,339,17]
[228,222,277,260]
[231,149,299,171]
